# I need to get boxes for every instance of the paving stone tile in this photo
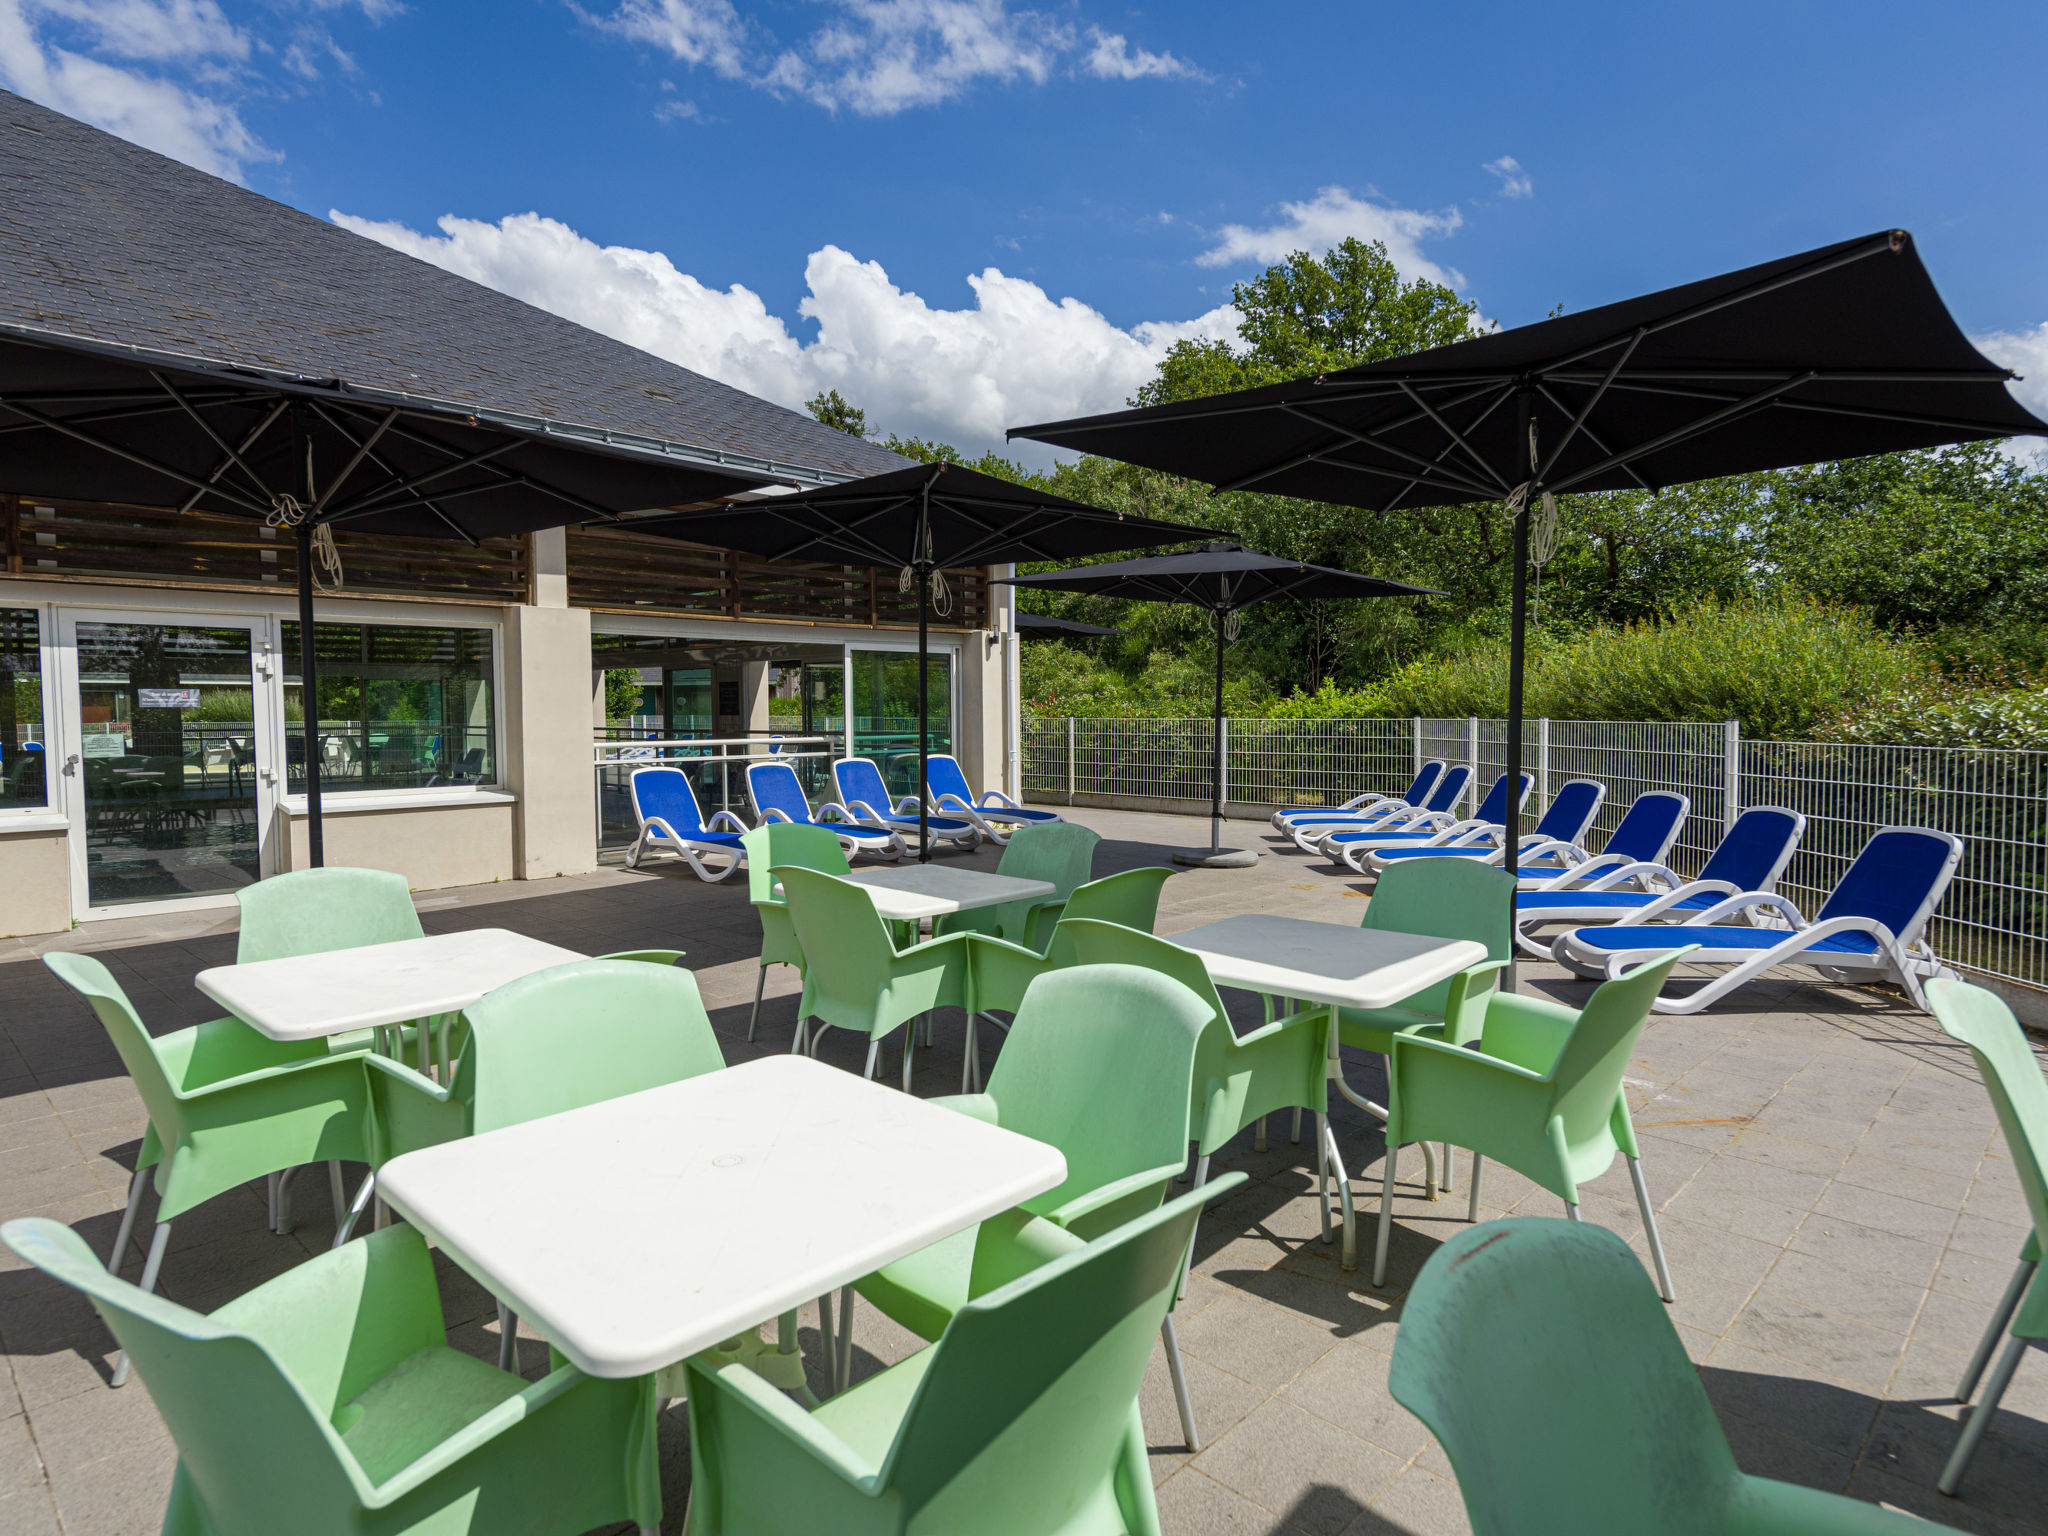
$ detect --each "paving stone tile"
[1345,1467,1471,1536]
[1280,1340,1430,1460]
[45,1434,176,1536]
[0,1488,60,1536]
[1843,1465,2040,1536]
[1718,1126,1853,1180]
[1716,1407,1853,1492]
[1810,1180,1959,1247]
[0,1410,45,1496]
[1699,1341,1882,1460]
[1945,1212,2036,1266]
[1723,1288,1910,1392]
[1191,1399,1405,1536]
[1141,1339,1268,1460]
[1751,1248,1929,1337]
[1153,1466,1282,1535]
[18,1376,166,1477]
[1788,1211,1946,1291]
[1178,1292,1343,1392]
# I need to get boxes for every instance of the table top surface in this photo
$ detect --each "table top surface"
[377,1054,1068,1378]
[194,928,588,1040]
[838,865,1058,920]
[1167,914,1488,1011]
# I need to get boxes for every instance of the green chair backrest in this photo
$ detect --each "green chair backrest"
[1538,950,1688,1146]
[454,958,726,1135]
[886,1175,1242,1533]
[984,964,1205,1233]
[1042,866,1174,965]
[43,952,187,1149]
[2,1216,380,1525]
[996,821,1100,899]
[235,867,424,964]
[742,821,849,905]
[1928,979,2048,1249]
[774,865,901,1016]
[1390,1217,1737,1536]
[1360,859,1515,1017]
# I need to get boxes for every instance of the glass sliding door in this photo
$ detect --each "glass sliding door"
[850,647,952,798]
[59,615,275,911]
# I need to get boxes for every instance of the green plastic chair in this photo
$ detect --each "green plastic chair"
[356,957,727,1367]
[847,963,1208,1446]
[1925,978,2048,1497]
[44,950,377,1387]
[1340,858,1518,1200]
[683,1173,1245,1536]
[775,865,973,1091]
[1375,947,1691,1292]
[934,821,1100,948]
[1,1218,660,1536]
[1390,1218,1950,1536]
[742,822,851,1043]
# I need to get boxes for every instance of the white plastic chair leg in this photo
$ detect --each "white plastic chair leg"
[1958,1257,2038,1402]
[1160,1314,1200,1451]
[497,1301,519,1374]
[108,1165,146,1277]
[1941,1335,2032,1496]
[1628,1155,1677,1302]
[111,1221,171,1388]
[747,967,767,1043]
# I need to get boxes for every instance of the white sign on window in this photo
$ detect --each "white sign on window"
[138,688,201,709]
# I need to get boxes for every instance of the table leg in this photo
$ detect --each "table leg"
[1324,1020,1438,1201]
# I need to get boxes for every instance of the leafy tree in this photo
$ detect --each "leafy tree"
[604,669,645,722]
[805,389,868,437]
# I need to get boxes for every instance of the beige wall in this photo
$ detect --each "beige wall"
[503,602,598,879]
[956,621,1006,791]
[278,801,516,889]
[0,828,70,938]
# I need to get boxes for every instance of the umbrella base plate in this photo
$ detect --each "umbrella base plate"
[1170,846,1262,869]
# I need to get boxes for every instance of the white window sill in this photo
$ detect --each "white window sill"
[0,810,68,834]
[280,788,518,817]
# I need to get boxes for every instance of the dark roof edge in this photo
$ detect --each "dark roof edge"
[0,319,872,491]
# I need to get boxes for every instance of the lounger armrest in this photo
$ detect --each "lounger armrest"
[705,810,749,835]
[637,815,682,846]
[758,807,797,824]
[978,789,1023,809]
[1684,891,1807,928]
[1633,879,1743,920]
[1429,818,1504,846]
[934,791,975,813]
[1796,915,1904,952]
[1517,837,1591,864]
[1545,857,1676,892]
[813,800,861,825]
[893,795,924,815]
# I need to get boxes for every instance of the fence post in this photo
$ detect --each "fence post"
[1723,719,1741,832]
[1467,717,1480,812]
[1412,717,1422,777]
[1067,716,1077,804]
[1538,717,1550,809]
[1219,716,1230,816]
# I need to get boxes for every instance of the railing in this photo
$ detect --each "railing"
[593,734,836,853]
[1023,715,2048,993]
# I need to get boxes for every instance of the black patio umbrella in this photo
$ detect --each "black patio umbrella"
[1000,543,1439,867]
[1017,612,1126,638]
[625,461,1220,859]
[0,337,787,862]
[1013,230,2048,875]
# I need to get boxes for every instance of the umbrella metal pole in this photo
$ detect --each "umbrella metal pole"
[1503,388,1534,889]
[291,402,324,870]
[1211,607,1225,852]
[917,565,931,864]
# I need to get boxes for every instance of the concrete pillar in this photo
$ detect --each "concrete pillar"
[742,659,772,734]
[529,526,569,609]
[503,601,597,879]
[958,618,1004,792]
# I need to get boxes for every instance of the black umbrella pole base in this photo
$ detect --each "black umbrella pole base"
[1170,846,1262,869]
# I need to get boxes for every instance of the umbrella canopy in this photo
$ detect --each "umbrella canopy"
[628,462,1220,858]
[1000,543,1438,863]
[1012,230,2048,873]
[1017,613,1125,637]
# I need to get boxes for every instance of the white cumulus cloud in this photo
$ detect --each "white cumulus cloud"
[1082,27,1203,81]
[1196,185,1466,290]
[1483,154,1532,199]
[0,0,270,178]
[1973,322,2048,466]
[331,208,1237,459]
[591,0,747,77]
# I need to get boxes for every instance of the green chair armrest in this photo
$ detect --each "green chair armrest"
[1442,960,1511,1047]
[364,1054,468,1164]
[170,1048,372,1105]
[1723,1475,1941,1536]
[1475,993,1581,1073]
[1388,1032,1554,1154]
[1020,898,1068,954]
[1043,1162,1183,1235]
[685,1355,885,1493]
[594,949,687,966]
[927,1093,1000,1126]
[157,1016,328,1087]
[363,1052,451,1103]
[965,932,1053,1016]
[967,1207,1085,1298]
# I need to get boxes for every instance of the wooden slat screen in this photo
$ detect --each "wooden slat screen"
[568,526,989,629]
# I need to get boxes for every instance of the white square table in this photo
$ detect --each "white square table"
[378,1053,1066,1379]
[195,927,587,1047]
[838,865,1056,924]
[1165,914,1488,1269]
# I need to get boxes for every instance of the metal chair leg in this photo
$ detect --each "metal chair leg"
[1291,1107,1303,1144]
[1958,1258,2037,1402]
[1160,1314,1200,1452]
[1322,1117,1357,1271]
[497,1301,519,1374]
[333,1170,378,1249]
[835,1285,856,1392]
[1565,1201,1583,1222]
[108,1165,147,1277]
[1253,1114,1268,1153]
[863,1040,880,1080]
[748,966,767,1043]
[1467,1154,1484,1223]
[1628,1155,1676,1302]
[1372,1151,1397,1287]
[1314,1110,1332,1244]
[901,1025,916,1092]
[1941,1336,2031,1496]
[111,1221,171,1388]
[328,1162,347,1238]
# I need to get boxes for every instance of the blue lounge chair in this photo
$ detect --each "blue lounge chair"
[1321,771,1532,871]
[1512,805,1805,956]
[1271,759,1445,831]
[1554,825,1964,1013]
[833,757,983,851]
[1284,763,1474,853]
[627,767,749,880]
[745,760,905,860]
[1366,778,1606,873]
[924,752,1062,844]
[1506,789,1690,889]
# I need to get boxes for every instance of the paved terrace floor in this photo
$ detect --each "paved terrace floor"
[1,806,2044,1536]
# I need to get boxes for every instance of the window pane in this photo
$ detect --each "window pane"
[851,649,950,798]
[281,622,496,791]
[0,608,45,810]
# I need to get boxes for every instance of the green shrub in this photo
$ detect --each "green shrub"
[1815,682,2048,749]
[1265,679,1388,719]
[1022,641,1270,718]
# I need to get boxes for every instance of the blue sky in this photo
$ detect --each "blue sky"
[4,1,2045,458]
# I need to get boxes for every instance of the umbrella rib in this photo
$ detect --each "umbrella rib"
[1533,383,1654,492]
[304,402,465,532]
[0,393,274,516]
[150,371,276,504]
[1394,381,1517,493]
[1378,384,1520,510]
[178,398,289,512]
[320,437,523,520]
[311,407,401,515]
[1544,372,1818,495]
[1547,367,2016,386]
[370,415,636,525]
[1536,328,1645,482]
[1583,377,2036,439]
[1217,405,1503,500]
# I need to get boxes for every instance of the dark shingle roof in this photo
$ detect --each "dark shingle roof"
[0,90,905,487]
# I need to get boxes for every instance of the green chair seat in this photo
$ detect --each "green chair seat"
[337,1344,528,1485]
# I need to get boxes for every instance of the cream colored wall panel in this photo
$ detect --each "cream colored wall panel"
[278,802,516,890]
[0,830,71,937]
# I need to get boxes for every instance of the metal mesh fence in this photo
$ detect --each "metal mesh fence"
[1021,714,2048,990]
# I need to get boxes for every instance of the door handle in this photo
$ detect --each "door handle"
[62,753,79,776]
